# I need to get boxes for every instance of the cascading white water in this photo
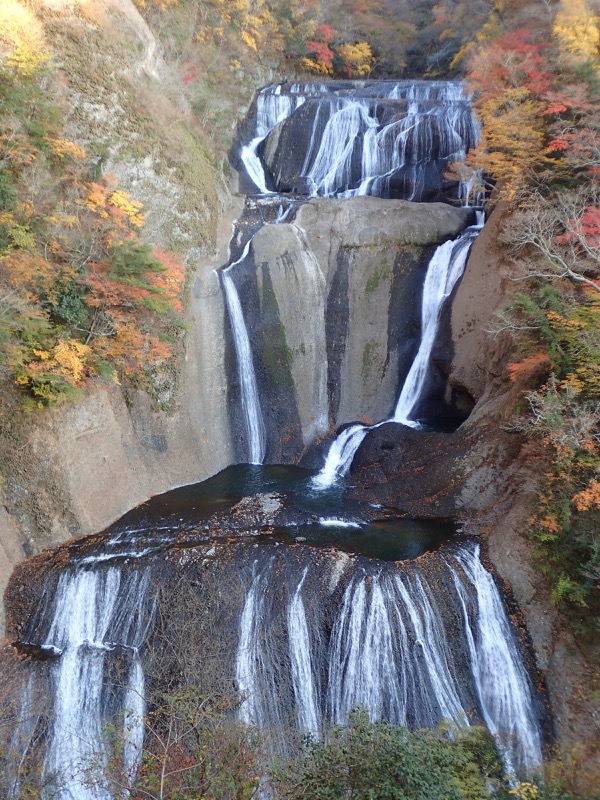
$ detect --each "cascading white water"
[393,572,466,725]
[41,567,152,800]
[312,218,481,488]
[393,221,482,425]
[240,137,272,195]
[302,101,379,196]
[234,79,484,481]
[311,423,371,487]
[8,76,546,795]
[222,241,266,466]
[122,659,146,786]
[447,545,543,777]
[236,569,262,726]
[236,566,280,728]
[240,85,307,193]
[242,81,480,201]
[287,568,320,737]
[328,576,407,725]
[233,543,543,776]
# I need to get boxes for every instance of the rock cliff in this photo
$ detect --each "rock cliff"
[230,197,473,463]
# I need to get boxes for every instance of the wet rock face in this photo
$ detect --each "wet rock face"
[347,423,469,518]
[227,197,474,464]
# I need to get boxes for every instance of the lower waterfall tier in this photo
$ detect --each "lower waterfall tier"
[7,511,546,795]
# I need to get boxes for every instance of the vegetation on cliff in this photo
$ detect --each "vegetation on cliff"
[447,0,600,645]
[0,1,187,408]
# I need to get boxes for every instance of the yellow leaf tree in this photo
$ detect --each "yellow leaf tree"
[553,0,600,67]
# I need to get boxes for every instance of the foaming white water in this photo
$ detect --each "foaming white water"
[318,518,361,529]
[241,86,307,193]
[311,424,370,488]
[42,568,152,800]
[394,572,467,725]
[222,241,266,465]
[241,137,272,194]
[233,545,543,777]
[327,576,406,725]
[447,544,543,777]
[245,81,479,201]
[393,223,481,424]
[236,567,280,728]
[287,569,320,736]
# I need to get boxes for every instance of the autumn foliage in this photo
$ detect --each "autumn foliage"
[0,33,185,407]
[451,1,600,625]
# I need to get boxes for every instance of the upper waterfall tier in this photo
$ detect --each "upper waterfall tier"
[239,80,480,202]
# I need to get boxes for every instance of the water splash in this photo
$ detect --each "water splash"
[447,544,543,776]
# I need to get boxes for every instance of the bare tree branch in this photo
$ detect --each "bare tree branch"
[502,186,600,293]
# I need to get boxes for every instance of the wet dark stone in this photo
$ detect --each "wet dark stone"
[347,422,470,518]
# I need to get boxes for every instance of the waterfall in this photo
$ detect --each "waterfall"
[302,101,379,196]
[327,575,407,725]
[38,566,153,800]
[221,241,266,466]
[6,77,547,797]
[393,572,466,725]
[287,568,320,737]
[240,137,272,195]
[240,84,307,193]
[241,81,480,202]
[311,423,371,487]
[236,564,281,729]
[231,542,542,776]
[447,544,543,777]
[234,78,484,479]
[393,220,482,424]
[313,218,481,488]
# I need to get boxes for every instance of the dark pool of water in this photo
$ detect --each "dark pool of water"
[266,518,451,561]
[73,464,453,563]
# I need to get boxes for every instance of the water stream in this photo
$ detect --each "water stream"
[312,214,483,488]
[221,241,266,465]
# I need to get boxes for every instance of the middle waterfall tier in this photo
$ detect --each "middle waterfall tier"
[219,195,475,466]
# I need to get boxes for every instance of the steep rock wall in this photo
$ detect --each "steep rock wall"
[450,207,600,788]
[234,197,473,463]
[0,0,245,633]
[347,204,599,788]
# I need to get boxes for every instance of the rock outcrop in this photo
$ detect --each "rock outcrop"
[229,197,473,463]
